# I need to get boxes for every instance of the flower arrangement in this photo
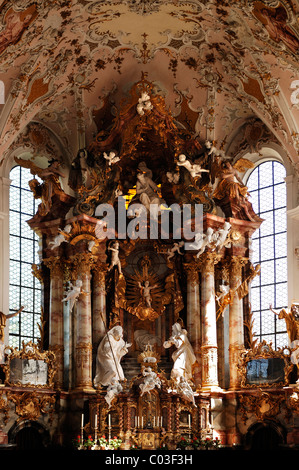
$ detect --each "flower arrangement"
[190,436,200,449]
[73,435,82,449]
[98,435,108,449]
[84,435,94,449]
[130,443,141,450]
[200,436,221,449]
[176,435,221,450]
[108,436,122,450]
[177,436,189,449]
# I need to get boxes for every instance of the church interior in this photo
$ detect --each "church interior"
[0,0,299,451]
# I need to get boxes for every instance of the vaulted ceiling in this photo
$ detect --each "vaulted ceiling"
[1,0,299,175]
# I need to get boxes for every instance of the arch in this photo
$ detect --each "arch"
[8,420,51,450]
[244,420,286,450]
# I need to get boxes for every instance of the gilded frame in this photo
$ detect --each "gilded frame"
[3,341,56,389]
[238,340,293,388]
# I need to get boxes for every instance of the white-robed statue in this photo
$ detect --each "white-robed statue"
[94,325,131,387]
[163,322,196,383]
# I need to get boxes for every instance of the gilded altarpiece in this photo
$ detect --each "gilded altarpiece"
[10,77,299,449]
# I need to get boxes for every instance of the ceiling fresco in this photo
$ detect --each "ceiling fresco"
[0,0,299,175]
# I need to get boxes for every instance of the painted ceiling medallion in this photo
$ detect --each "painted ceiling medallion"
[86,1,205,58]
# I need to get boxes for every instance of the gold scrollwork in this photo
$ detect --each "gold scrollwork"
[10,391,56,423]
[238,391,285,424]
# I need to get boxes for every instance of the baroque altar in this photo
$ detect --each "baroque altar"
[11,77,299,450]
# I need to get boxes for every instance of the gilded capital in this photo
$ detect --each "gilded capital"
[44,256,65,278]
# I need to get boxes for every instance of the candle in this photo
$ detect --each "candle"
[157,416,160,427]
[161,416,163,427]
[141,417,144,428]
[108,414,111,427]
[135,417,137,428]
[81,413,84,428]
[188,414,191,428]
[138,417,140,428]
[153,417,155,427]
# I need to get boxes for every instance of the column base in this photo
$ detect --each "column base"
[73,385,96,393]
[200,385,223,393]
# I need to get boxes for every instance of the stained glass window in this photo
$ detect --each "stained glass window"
[246,160,288,349]
[9,166,42,349]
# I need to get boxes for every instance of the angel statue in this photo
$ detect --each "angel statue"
[61,279,83,312]
[14,157,66,217]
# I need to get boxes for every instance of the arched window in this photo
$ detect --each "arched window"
[9,165,41,349]
[246,160,288,349]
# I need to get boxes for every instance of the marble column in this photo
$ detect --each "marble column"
[228,255,247,390]
[199,252,221,391]
[72,253,95,391]
[92,262,107,348]
[184,261,201,387]
[44,256,64,390]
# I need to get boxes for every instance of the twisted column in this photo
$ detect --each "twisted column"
[199,252,221,391]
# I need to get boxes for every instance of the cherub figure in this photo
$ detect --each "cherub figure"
[177,377,196,407]
[61,279,83,312]
[177,154,209,179]
[105,378,123,408]
[213,221,231,252]
[137,91,153,116]
[187,227,214,257]
[108,241,122,274]
[139,366,161,396]
[167,241,184,261]
[48,224,72,249]
[103,151,120,166]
